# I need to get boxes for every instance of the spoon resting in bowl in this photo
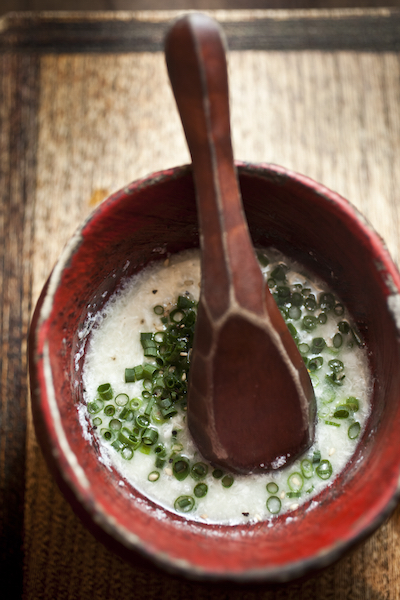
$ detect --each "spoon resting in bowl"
[165,13,316,474]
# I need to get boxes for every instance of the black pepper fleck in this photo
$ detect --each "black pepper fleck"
[152,290,158,294]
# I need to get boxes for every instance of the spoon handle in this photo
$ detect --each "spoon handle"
[165,14,264,320]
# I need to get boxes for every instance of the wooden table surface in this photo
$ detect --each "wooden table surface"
[2,8,400,599]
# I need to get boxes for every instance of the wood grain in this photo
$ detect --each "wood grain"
[1,8,400,599]
[0,51,39,599]
[1,8,400,52]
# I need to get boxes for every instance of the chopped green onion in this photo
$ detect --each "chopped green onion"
[291,292,303,306]
[316,459,333,480]
[101,428,114,441]
[97,383,113,400]
[118,429,138,448]
[348,422,361,439]
[221,474,234,488]
[212,469,223,479]
[153,305,164,315]
[136,414,149,428]
[125,368,136,383]
[266,496,281,514]
[318,312,328,324]
[270,264,288,281]
[266,482,279,494]
[121,446,134,460]
[325,420,341,427]
[338,321,350,334]
[304,294,317,311]
[172,456,190,481]
[119,407,134,421]
[111,438,124,452]
[333,333,343,348]
[312,450,321,464]
[276,286,291,304]
[143,363,157,379]
[288,306,301,320]
[194,483,208,498]
[174,495,195,513]
[346,397,359,412]
[170,309,184,323]
[92,417,102,426]
[87,400,104,414]
[115,393,129,407]
[190,462,208,481]
[328,359,344,372]
[148,471,160,481]
[308,356,323,371]
[130,398,142,411]
[104,404,115,417]
[256,251,269,267]
[177,295,196,309]
[154,443,166,457]
[155,457,166,469]
[325,372,345,386]
[298,342,310,355]
[142,427,159,446]
[311,337,326,354]
[333,405,351,419]
[302,315,318,332]
[287,491,301,498]
[301,459,313,479]
[288,472,303,492]
[109,419,122,431]
[319,292,335,311]
[144,396,156,417]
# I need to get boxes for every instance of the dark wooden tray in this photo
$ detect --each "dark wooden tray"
[2,9,400,599]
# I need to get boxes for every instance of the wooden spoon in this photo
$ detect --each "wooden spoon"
[165,13,316,474]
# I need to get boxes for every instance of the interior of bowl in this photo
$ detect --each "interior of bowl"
[29,163,400,582]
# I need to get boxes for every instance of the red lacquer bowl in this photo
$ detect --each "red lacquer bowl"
[29,163,400,582]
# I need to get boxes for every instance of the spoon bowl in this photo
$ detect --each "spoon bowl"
[29,162,400,582]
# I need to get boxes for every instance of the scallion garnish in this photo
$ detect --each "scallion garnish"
[266,482,279,494]
[87,400,104,414]
[190,462,208,481]
[333,405,351,419]
[348,422,361,439]
[288,472,303,492]
[316,459,333,480]
[97,383,113,400]
[221,474,234,488]
[104,404,115,417]
[172,456,190,481]
[115,393,129,406]
[194,483,208,498]
[174,495,195,513]
[212,469,223,479]
[300,459,313,479]
[267,496,281,514]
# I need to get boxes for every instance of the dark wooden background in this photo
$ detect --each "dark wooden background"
[3,0,400,17]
